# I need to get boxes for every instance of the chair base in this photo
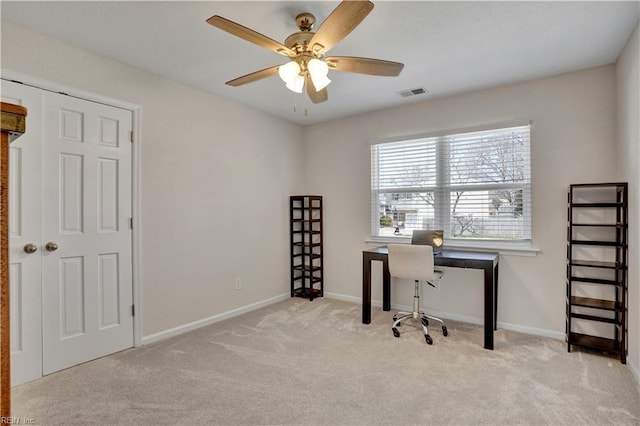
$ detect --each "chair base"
[392,311,448,345]
[391,280,448,345]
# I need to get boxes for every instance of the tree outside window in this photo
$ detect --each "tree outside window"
[371,125,531,241]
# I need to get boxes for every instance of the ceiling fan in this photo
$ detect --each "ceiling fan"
[206,0,404,104]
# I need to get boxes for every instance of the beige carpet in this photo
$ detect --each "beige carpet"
[12,298,640,425]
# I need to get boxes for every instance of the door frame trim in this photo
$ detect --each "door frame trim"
[1,70,143,348]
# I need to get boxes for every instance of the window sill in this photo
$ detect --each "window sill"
[365,236,540,257]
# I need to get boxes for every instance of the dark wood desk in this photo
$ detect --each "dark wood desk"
[362,247,499,350]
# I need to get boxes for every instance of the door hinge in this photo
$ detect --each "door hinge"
[129,217,133,229]
[130,130,134,143]
[131,304,135,317]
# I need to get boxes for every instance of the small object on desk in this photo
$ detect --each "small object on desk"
[411,229,444,254]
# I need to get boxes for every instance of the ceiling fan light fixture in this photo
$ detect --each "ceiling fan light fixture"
[308,58,331,91]
[286,74,305,93]
[278,61,301,84]
[208,1,404,104]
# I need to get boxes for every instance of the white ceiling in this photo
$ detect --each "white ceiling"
[2,1,639,125]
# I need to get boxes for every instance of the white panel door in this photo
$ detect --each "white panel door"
[42,91,133,374]
[2,80,44,384]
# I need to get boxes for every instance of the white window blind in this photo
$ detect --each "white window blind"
[371,124,531,241]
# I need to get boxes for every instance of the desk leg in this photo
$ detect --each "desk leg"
[494,263,499,331]
[484,264,495,350]
[362,255,372,324]
[382,257,390,312]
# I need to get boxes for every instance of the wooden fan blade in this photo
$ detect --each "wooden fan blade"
[306,75,328,104]
[226,65,281,87]
[207,15,295,57]
[309,1,374,54]
[325,56,404,76]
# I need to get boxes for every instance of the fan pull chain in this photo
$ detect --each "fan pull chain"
[303,86,308,117]
[289,84,309,117]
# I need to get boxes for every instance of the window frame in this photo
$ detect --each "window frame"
[369,121,536,254]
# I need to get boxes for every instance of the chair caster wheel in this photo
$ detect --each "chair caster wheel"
[425,334,433,345]
[442,326,448,337]
[392,328,400,338]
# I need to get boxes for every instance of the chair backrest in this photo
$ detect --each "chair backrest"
[388,244,434,282]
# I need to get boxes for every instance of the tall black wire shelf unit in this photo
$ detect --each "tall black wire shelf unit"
[566,182,628,363]
[290,195,323,300]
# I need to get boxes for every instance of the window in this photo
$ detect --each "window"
[371,124,531,243]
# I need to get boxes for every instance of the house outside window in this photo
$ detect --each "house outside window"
[371,124,531,244]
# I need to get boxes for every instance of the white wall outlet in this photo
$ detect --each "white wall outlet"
[235,277,241,290]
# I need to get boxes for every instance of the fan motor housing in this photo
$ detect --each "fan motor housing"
[284,32,315,53]
[295,13,315,31]
[285,12,319,54]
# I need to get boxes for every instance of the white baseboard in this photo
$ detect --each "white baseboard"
[496,320,566,340]
[627,358,640,386]
[324,291,374,305]
[141,293,289,345]
[324,292,565,340]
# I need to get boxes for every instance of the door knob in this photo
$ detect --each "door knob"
[23,243,38,254]
[45,242,59,252]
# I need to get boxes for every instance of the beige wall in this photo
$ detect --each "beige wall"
[1,21,305,336]
[617,20,640,381]
[2,17,637,381]
[303,66,618,338]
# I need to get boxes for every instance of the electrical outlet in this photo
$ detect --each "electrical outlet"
[235,277,241,290]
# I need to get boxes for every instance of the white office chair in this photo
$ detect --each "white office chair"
[388,243,447,345]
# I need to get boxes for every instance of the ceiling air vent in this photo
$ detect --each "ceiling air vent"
[398,87,427,98]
